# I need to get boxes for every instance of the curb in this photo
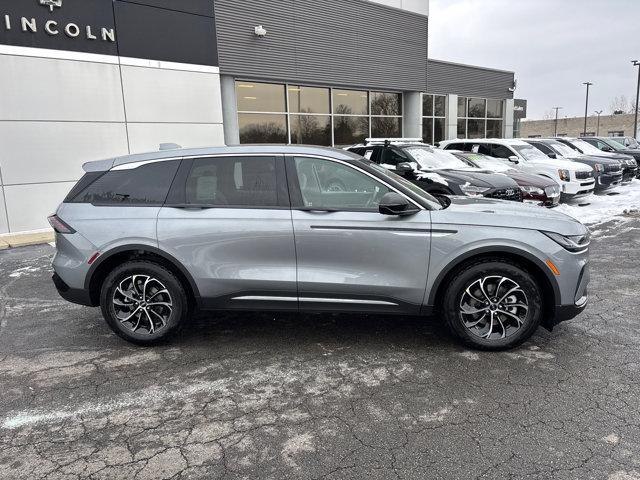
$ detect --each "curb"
[0,230,55,250]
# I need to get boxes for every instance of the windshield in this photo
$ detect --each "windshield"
[548,141,580,158]
[404,146,470,170]
[366,161,443,210]
[610,137,640,149]
[512,144,550,162]
[571,138,607,155]
[462,154,511,172]
[601,138,626,151]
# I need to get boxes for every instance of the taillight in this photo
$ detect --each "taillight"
[47,214,76,234]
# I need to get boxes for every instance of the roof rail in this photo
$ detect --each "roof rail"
[365,137,424,145]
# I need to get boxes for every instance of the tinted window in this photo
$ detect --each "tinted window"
[185,157,278,207]
[72,160,179,205]
[333,89,368,115]
[294,157,390,210]
[490,144,514,158]
[371,92,401,115]
[236,81,286,112]
[372,117,402,137]
[238,114,287,143]
[380,147,408,167]
[334,116,369,146]
[288,86,330,114]
[529,142,552,155]
[290,115,331,146]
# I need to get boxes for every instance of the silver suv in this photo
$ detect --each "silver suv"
[50,145,590,350]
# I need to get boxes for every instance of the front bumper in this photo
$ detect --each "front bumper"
[622,167,638,182]
[52,272,94,307]
[523,193,560,208]
[595,172,623,191]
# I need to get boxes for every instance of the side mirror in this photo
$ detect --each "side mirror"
[601,145,613,152]
[548,152,557,159]
[395,162,414,175]
[508,155,520,164]
[379,192,420,216]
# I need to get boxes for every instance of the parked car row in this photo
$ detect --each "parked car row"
[343,136,638,208]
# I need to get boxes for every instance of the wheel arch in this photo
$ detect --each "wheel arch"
[85,244,201,308]
[427,246,559,327]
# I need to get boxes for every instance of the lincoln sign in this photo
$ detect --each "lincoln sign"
[2,14,115,42]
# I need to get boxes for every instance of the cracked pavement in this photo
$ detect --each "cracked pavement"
[1,219,639,479]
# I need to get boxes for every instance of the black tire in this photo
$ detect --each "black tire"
[442,258,542,351]
[100,261,189,345]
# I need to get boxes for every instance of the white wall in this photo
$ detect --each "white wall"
[0,47,224,233]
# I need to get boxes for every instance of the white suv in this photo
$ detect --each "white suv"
[440,139,595,200]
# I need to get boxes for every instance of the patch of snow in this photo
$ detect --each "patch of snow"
[555,181,640,226]
[281,433,315,468]
[603,433,620,445]
[9,265,41,278]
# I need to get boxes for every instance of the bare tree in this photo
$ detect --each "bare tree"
[542,109,555,120]
[610,95,630,114]
[629,97,637,114]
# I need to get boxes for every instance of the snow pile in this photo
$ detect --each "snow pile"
[555,181,640,225]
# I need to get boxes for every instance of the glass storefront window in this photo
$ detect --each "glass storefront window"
[434,96,446,117]
[486,119,503,138]
[238,113,287,143]
[333,89,368,115]
[467,119,485,139]
[467,98,486,118]
[290,115,331,145]
[236,82,286,112]
[422,93,446,145]
[371,92,401,116]
[457,119,467,139]
[372,117,402,137]
[422,118,433,145]
[423,94,434,117]
[288,86,330,114]
[334,116,369,146]
[457,96,467,117]
[486,99,504,119]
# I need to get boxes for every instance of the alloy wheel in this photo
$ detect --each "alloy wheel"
[459,275,528,340]
[112,275,173,335]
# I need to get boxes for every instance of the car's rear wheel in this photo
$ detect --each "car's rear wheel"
[100,261,188,345]
[442,258,542,350]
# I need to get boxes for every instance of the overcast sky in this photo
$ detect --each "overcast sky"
[428,0,640,120]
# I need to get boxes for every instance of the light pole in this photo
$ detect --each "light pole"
[594,110,603,136]
[583,82,593,137]
[633,61,640,140]
[552,106,563,136]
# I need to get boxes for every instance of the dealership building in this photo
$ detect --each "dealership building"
[0,0,522,234]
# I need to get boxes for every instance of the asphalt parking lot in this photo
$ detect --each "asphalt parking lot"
[1,218,640,480]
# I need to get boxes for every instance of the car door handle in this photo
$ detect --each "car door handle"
[298,208,338,213]
[166,204,216,210]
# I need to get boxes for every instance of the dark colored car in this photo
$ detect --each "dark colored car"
[524,139,623,191]
[347,141,523,202]
[450,151,561,207]
[580,136,640,179]
[554,137,638,182]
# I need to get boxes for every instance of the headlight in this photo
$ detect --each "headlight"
[594,164,603,172]
[459,182,490,196]
[558,169,570,181]
[542,231,590,252]
[520,186,544,195]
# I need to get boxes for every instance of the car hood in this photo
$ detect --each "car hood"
[433,196,586,236]
[506,170,558,187]
[581,151,635,161]
[564,154,623,166]
[425,168,518,188]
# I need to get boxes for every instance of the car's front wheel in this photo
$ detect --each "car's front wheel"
[442,258,543,350]
[100,261,188,345]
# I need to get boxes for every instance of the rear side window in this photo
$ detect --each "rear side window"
[489,144,514,159]
[185,156,279,207]
[70,160,180,205]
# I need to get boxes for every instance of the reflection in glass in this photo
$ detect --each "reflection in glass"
[467,119,485,139]
[372,117,401,137]
[486,99,504,118]
[236,82,286,112]
[422,118,433,145]
[434,95,446,117]
[333,89,368,115]
[458,96,467,117]
[290,115,331,145]
[238,114,287,143]
[371,92,401,115]
[288,86,330,114]
[468,98,486,118]
[457,119,467,139]
[434,118,445,143]
[486,119,503,138]
[423,94,433,117]
[334,116,369,146]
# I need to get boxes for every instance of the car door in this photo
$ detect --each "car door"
[286,155,431,314]
[157,155,297,310]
